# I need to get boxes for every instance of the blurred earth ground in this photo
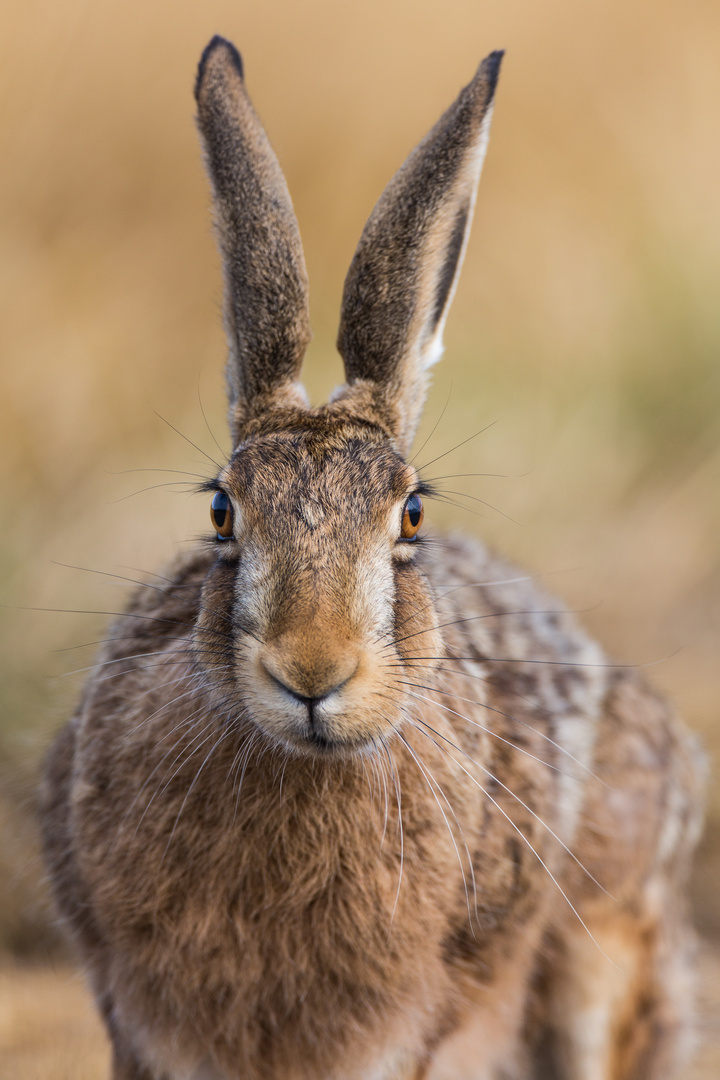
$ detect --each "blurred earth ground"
[0,0,718,1071]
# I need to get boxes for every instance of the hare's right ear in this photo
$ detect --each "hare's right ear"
[195,37,311,444]
[335,52,502,456]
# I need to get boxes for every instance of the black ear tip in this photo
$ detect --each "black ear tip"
[479,49,504,98]
[195,35,244,100]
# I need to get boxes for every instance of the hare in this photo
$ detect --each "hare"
[41,35,704,1080]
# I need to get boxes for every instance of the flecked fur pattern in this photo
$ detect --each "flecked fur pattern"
[41,35,704,1080]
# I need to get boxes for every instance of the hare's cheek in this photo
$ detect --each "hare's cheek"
[194,561,238,676]
[393,569,442,667]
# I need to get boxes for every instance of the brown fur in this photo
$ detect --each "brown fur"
[41,36,704,1080]
[337,50,502,454]
[195,37,312,442]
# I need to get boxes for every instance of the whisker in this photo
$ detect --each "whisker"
[57,647,196,679]
[416,419,498,472]
[121,565,184,584]
[136,717,224,837]
[424,493,490,521]
[378,752,390,849]
[110,704,213,847]
[277,749,290,802]
[162,724,235,860]
[197,384,228,462]
[379,739,404,927]
[412,666,610,786]
[424,471,516,482]
[51,561,198,601]
[389,654,641,670]
[19,605,233,641]
[231,728,262,823]
[431,486,520,525]
[412,714,614,901]
[401,685,576,781]
[108,467,210,480]
[122,683,211,741]
[396,730,478,933]
[115,481,201,502]
[374,574,536,644]
[411,724,621,970]
[154,410,223,471]
[367,747,391,849]
[390,607,570,650]
[409,382,454,466]
[360,757,373,805]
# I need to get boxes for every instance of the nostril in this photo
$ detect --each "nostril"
[260,660,356,712]
[270,674,322,708]
[264,673,330,729]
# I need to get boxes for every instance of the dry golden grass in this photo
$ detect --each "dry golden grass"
[0,0,718,950]
[1,951,719,1080]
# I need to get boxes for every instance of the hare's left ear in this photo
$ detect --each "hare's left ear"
[335,52,503,455]
[195,37,311,444]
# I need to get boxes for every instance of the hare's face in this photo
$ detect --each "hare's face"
[189,38,500,752]
[195,421,441,756]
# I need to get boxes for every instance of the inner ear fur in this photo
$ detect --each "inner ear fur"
[335,51,503,456]
[195,36,312,444]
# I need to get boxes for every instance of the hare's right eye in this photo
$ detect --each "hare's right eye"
[210,491,234,539]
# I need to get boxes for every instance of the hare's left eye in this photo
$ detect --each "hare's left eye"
[400,494,424,541]
[210,491,234,539]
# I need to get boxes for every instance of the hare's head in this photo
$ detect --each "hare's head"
[193,37,501,757]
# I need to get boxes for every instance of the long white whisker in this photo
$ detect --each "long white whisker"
[419,665,610,787]
[402,685,575,781]
[133,716,223,838]
[58,646,196,679]
[379,739,404,927]
[232,729,262,822]
[397,730,478,931]
[412,724,621,970]
[378,751,390,849]
[412,714,615,901]
[162,725,236,859]
[373,575,536,645]
[121,684,208,741]
[390,607,569,651]
[110,703,213,848]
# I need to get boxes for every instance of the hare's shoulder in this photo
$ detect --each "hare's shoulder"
[424,532,607,697]
[40,548,213,906]
[424,536,705,887]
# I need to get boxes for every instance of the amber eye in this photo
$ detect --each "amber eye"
[210,491,234,539]
[400,493,424,541]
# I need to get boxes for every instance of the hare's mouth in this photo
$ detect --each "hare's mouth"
[292,722,377,757]
[248,702,391,759]
[305,728,338,753]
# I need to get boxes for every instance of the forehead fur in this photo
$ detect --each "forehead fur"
[222,409,416,509]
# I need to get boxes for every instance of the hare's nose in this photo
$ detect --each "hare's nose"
[259,647,359,712]
[263,671,333,713]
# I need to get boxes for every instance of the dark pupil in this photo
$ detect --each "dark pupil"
[406,494,422,527]
[212,491,228,527]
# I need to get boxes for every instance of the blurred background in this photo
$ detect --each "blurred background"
[0,0,718,1073]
